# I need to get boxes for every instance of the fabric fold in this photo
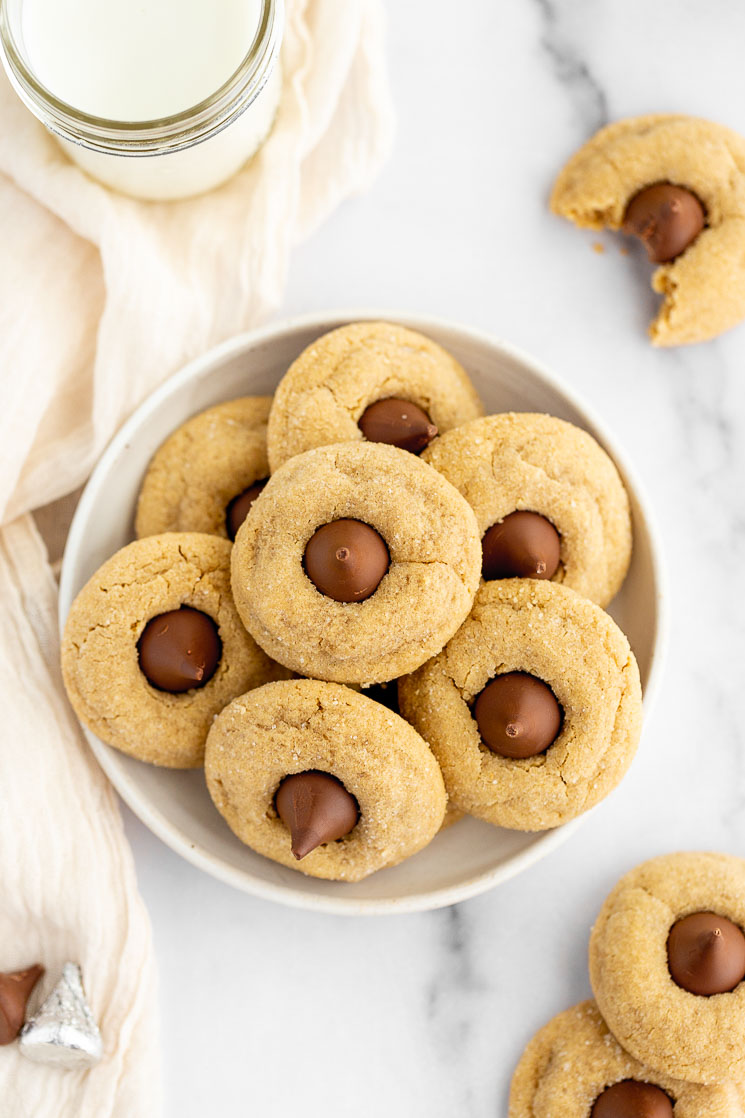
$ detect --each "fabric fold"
[0,516,162,1118]
[0,0,395,523]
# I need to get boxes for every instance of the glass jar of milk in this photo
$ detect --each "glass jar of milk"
[0,0,283,200]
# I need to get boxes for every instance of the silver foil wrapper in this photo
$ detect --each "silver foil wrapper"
[19,962,103,1068]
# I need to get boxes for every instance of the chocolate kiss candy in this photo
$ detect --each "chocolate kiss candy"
[474,672,562,759]
[358,398,438,454]
[623,183,705,263]
[225,479,268,541]
[138,607,221,693]
[304,519,390,603]
[591,1080,674,1118]
[19,963,102,1068]
[667,911,745,996]
[481,510,561,581]
[0,965,44,1045]
[275,771,359,860]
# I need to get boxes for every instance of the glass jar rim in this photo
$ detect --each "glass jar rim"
[0,0,283,155]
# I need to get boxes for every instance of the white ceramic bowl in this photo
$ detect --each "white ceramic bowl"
[59,311,667,915]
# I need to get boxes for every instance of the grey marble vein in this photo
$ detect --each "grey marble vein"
[422,905,494,1117]
[531,0,609,132]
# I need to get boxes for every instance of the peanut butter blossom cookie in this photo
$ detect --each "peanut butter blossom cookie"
[135,396,271,540]
[551,114,745,346]
[508,1000,740,1118]
[422,412,632,607]
[61,533,288,768]
[204,680,447,881]
[589,852,745,1085]
[230,442,482,684]
[398,579,642,831]
[266,321,483,470]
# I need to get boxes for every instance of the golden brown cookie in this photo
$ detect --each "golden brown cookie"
[61,533,288,768]
[509,1000,741,1118]
[422,412,632,607]
[204,679,447,881]
[266,321,483,470]
[230,442,482,684]
[398,580,643,831]
[589,852,745,1085]
[551,114,745,346]
[135,397,271,539]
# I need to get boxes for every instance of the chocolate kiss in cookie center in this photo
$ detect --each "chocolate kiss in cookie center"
[358,397,438,454]
[0,965,45,1046]
[622,182,705,264]
[667,911,745,996]
[275,771,359,860]
[304,519,390,603]
[481,511,561,581]
[591,1079,674,1118]
[137,607,222,693]
[474,672,562,759]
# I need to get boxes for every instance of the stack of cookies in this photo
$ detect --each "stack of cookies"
[510,852,745,1117]
[61,321,644,882]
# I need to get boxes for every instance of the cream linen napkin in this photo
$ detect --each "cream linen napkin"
[0,1,394,1113]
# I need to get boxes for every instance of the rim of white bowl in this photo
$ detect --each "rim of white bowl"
[59,309,669,916]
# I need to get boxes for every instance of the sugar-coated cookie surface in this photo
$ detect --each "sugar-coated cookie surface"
[61,533,289,768]
[135,396,271,538]
[590,852,745,1085]
[204,680,447,881]
[551,114,745,346]
[422,412,632,607]
[508,1000,741,1118]
[266,321,483,470]
[230,442,482,684]
[398,580,642,831]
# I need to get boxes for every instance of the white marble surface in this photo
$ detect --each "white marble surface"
[121,2,745,1114]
